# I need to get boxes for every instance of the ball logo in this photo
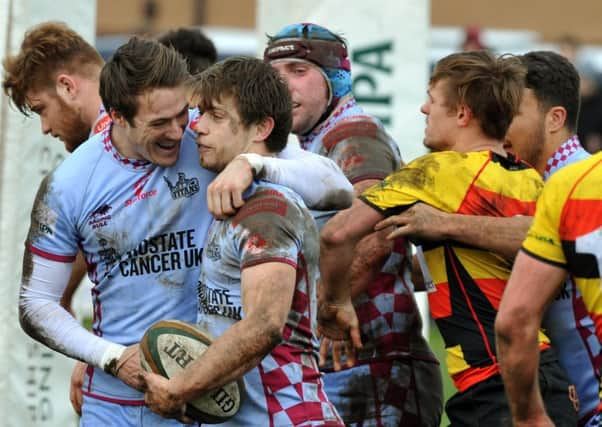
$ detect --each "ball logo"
[210,389,236,413]
[163,341,194,369]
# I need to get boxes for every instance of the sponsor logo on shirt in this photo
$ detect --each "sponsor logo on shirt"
[119,229,203,277]
[38,223,53,235]
[163,172,200,200]
[88,204,112,229]
[205,240,221,261]
[125,172,157,207]
[197,281,242,321]
[97,237,119,278]
[92,114,111,136]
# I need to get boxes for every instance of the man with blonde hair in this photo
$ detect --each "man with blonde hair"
[3,21,110,325]
[317,50,578,426]
[3,21,109,152]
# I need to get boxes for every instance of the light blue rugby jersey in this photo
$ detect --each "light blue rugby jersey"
[196,182,342,426]
[26,111,215,403]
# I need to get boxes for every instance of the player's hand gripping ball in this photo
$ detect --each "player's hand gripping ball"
[140,320,244,423]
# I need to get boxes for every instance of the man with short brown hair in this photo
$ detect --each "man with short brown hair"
[17,36,352,426]
[3,21,110,327]
[318,50,578,426]
[143,56,343,426]
[379,51,601,427]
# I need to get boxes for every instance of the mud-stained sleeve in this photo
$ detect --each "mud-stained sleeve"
[263,144,354,210]
[322,120,401,184]
[360,151,473,216]
[229,188,304,269]
[25,173,79,262]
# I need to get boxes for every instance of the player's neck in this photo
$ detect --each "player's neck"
[75,77,103,129]
[453,131,506,156]
[110,124,138,160]
[536,128,575,174]
[245,143,272,157]
[81,93,104,129]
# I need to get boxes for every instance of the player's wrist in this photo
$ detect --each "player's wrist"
[169,374,197,402]
[320,282,350,304]
[439,212,461,240]
[100,342,127,376]
[235,153,264,178]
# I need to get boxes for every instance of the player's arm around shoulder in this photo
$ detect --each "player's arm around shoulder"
[265,143,354,210]
[207,147,354,218]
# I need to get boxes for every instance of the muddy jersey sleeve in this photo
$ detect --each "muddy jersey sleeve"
[263,144,354,210]
[322,118,401,184]
[25,170,81,261]
[229,186,307,269]
[360,151,475,216]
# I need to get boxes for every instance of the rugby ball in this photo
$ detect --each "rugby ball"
[140,319,244,423]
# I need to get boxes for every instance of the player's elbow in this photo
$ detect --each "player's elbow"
[251,312,284,350]
[264,321,284,347]
[494,306,530,346]
[320,217,348,250]
[18,291,39,341]
[494,313,513,346]
[318,187,354,211]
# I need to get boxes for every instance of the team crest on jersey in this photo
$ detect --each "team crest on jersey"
[163,172,200,199]
[88,204,112,229]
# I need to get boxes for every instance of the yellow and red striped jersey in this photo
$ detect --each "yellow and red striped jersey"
[361,150,548,391]
[523,152,602,341]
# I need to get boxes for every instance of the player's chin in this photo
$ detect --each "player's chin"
[152,150,179,167]
[154,157,178,168]
[62,138,80,153]
[153,141,180,164]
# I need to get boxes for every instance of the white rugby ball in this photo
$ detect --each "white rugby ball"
[140,319,244,423]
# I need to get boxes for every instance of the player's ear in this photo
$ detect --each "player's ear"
[254,116,275,143]
[108,108,127,127]
[55,74,77,101]
[546,106,567,133]
[456,104,473,127]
